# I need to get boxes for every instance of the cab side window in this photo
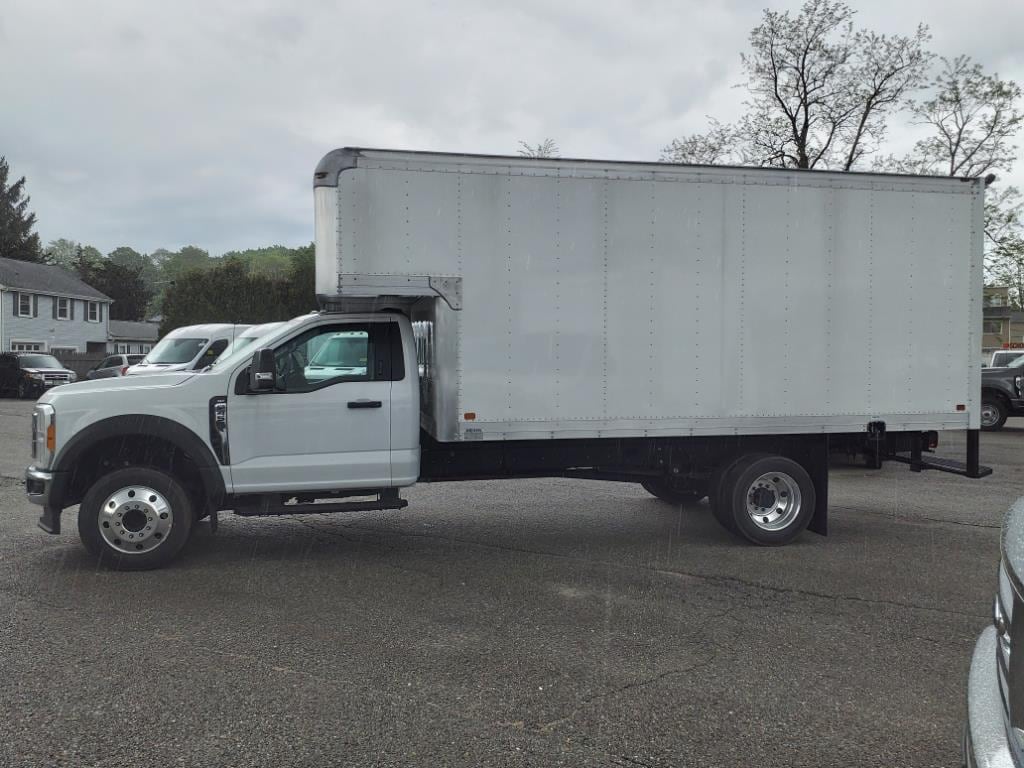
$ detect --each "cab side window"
[273,324,373,394]
[255,323,405,394]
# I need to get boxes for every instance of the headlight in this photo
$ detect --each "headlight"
[68,372,77,382]
[26,372,44,381]
[1015,376,1022,396]
[31,403,56,469]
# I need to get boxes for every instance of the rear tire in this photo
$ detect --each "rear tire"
[78,467,194,570]
[714,454,815,546]
[981,397,1008,431]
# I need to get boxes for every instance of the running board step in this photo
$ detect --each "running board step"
[889,454,993,478]
[232,489,408,517]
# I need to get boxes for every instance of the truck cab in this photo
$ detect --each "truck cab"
[26,312,418,569]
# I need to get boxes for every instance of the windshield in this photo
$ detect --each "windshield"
[1011,355,1024,369]
[995,352,1024,367]
[142,337,208,365]
[19,355,63,369]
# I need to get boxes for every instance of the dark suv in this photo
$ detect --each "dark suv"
[0,352,77,399]
[981,356,1024,430]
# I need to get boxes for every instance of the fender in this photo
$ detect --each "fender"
[49,414,226,513]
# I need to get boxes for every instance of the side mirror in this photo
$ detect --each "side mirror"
[248,348,277,392]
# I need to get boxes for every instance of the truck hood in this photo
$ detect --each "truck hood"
[38,372,196,403]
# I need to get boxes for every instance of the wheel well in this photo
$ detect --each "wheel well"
[982,388,1011,407]
[65,434,208,513]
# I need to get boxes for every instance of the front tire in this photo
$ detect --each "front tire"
[981,397,1008,431]
[641,479,704,505]
[78,467,194,570]
[715,454,815,546]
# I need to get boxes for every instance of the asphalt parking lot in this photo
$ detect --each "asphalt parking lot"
[1,398,1022,767]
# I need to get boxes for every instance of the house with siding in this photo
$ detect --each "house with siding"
[107,320,159,354]
[0,257,112,354]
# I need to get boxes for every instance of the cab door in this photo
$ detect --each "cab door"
[227,320,394,494]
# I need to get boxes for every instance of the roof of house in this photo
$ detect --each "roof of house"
[108,320,160,341]
[0,257,111,301]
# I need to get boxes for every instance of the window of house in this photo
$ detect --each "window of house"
[51,346,77,356]
[87,302,99,322]
[983,320,1004,335]
[11,341,44,352]
[56,297,70,320]
[140,344,152,354]
[17,293,33,317]
[115,343,130,354]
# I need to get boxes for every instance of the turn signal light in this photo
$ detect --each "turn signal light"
[463,412,476,421]
[956,404,965,411]
[46,423,56,452]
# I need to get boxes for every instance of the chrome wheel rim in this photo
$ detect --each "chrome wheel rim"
[981,404,1000,428]
[98,486,172,555]
[745,472,801,532]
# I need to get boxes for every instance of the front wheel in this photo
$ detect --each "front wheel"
[715,454,815,546]
[981,397,1008,431]
[78,467,194,570]
[641,479,705,505]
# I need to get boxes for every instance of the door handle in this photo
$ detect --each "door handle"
[348,399,383,409]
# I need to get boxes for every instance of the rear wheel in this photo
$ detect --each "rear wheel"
[981,397,1008,431]
[641,479,704,505]
[713,454,815,546]
[78,467,194,570]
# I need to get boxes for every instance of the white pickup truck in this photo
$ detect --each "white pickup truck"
[25,148,991,569]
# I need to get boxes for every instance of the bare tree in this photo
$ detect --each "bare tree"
[517,139,559,159]
[898,56,1023,178]
[660,120,742,165]
[663,0,931,170]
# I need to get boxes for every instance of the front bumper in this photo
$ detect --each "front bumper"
[965,626,1017,768]
[25,466,63,534]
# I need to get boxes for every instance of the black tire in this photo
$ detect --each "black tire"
[715,454,815,546]
[78,467,194,571]
[641,479,704,505]
[981,397,1008,432]
[710,454,755,534]
[16,380,27,399]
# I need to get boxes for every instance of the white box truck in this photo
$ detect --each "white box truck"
[25,148,991,569]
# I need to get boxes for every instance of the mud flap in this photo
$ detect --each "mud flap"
[37,506,61,535]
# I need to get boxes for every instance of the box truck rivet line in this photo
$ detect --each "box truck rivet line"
[23,147,992,570]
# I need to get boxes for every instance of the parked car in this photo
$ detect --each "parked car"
[87,354,145,380]
[126,323,251,376]
[981,356,1024,430]
[0,352,76,399]
[989,350,1024,368]
[963,496,1024,766]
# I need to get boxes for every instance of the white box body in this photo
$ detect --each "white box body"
[314,148,984,441]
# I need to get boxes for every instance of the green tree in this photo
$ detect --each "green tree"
[80,260,154,321]
[160,243,316,332]
[71,245,102,277]
[43,238,79,269]
[662,0,931,169]
[0,156,42,262]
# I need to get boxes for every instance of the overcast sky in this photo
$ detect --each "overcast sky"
[2,0,1022,256]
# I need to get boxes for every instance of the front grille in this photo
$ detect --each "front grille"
[42,374,69,383]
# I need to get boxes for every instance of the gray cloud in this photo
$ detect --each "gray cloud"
[1,0,1021,255]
